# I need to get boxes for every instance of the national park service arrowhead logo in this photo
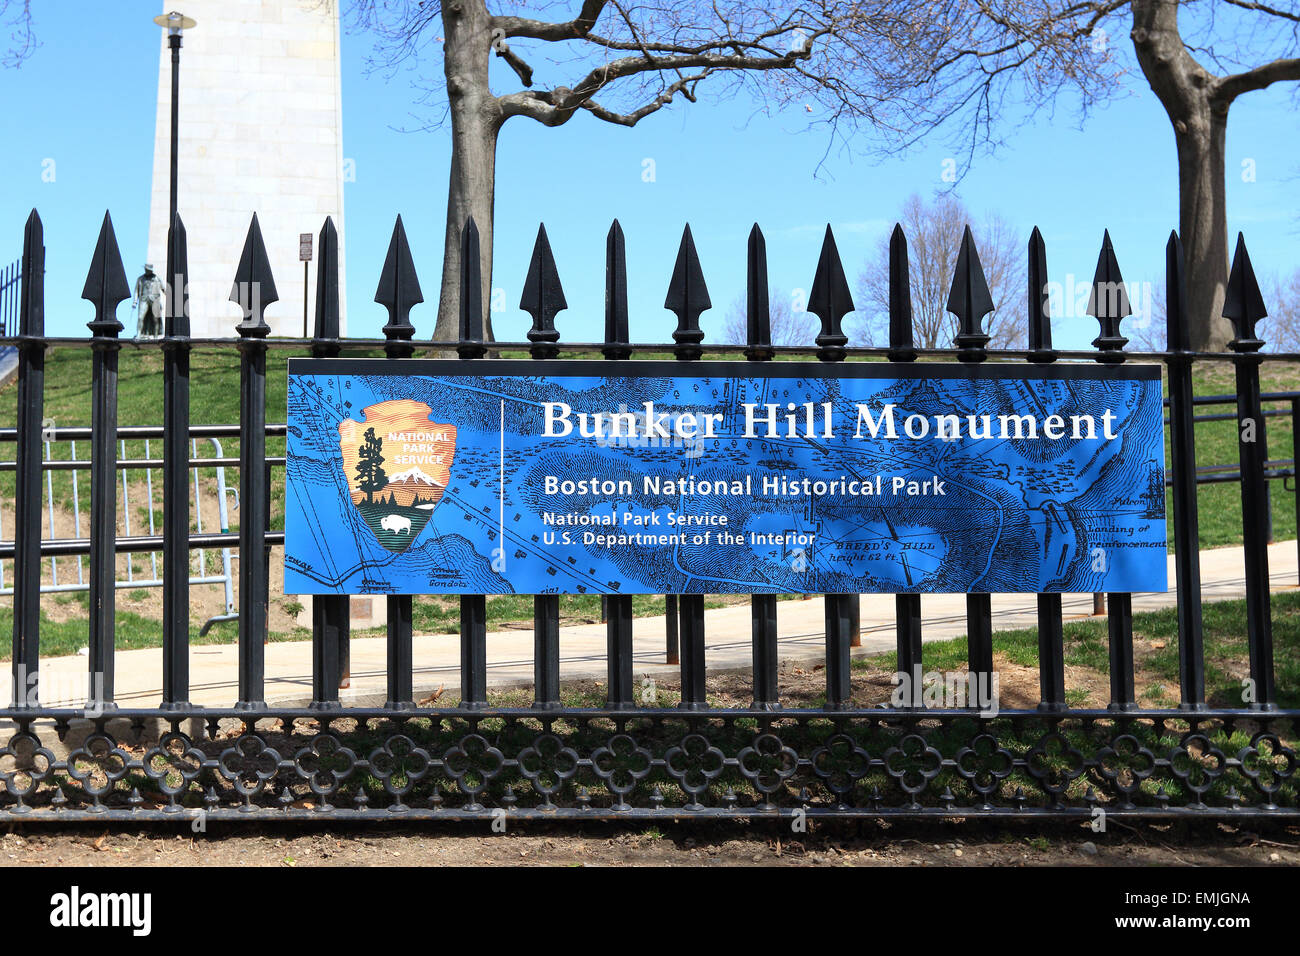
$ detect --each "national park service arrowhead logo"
[338,400,456,553]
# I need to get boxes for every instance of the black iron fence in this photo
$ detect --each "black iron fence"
[0,208,1294,822]
[0,257,18,339]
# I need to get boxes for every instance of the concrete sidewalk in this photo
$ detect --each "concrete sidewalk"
[7,541,1298,709]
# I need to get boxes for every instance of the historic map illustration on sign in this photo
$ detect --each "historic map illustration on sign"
[284,360,1167,596]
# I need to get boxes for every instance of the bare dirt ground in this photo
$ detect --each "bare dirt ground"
[1,819,1296,867]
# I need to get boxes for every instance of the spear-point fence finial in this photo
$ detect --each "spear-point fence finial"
[1224,232,1268,352]
[1087,229,1131,360]
[375,214,423,352]
[230,213,277,337]
[20,209,44,337]
[604,220,630,359]
[666,223,710,360]
[1165,231,1190,353]
[745,223,772,361]
[458,216,486,358]
[83,211,130,336]
[887,223,915,362]
[809,225,853,362]
[947,225,993,362]
[521,223,565,359]
[1027,226,1054,362]
[313,216,342,344]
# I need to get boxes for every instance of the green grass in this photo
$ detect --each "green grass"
[0,606,311,660]
[1173,362,1300,549]
[855,589,1300,710]
[0,605,175,658]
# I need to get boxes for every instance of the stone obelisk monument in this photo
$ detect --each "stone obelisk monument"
[145,0,347,338]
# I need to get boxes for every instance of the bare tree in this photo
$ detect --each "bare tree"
[1261,268,1300,352]
[719,287,819,346]
[346,1,1110,342]
[901,1,1300,352]
[853,194,1023,349]
[1,0,34,68]
[1126,1,1300,350]
[347,2,1296,349]
[1127,279,1169,352]
[1128,265,1298,353]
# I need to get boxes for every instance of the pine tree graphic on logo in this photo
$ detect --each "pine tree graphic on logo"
[338,400,457,553]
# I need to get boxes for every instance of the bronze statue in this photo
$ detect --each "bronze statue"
[133,263,165,338]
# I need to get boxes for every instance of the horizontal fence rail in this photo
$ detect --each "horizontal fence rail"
[0,437,236,635]
[0,209,1293,823]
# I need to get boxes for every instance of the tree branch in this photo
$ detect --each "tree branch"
[494,39,535,86]
[580,69,711,125]
[499,39,814,127]
[563,43,814,102]
[493,0,609,41]
[1220,0,1300,22]
[1215,56,1300,102]
[1,0,35,69]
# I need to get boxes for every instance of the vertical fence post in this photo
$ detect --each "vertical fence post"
[10,211,44,709]
[1224,234,1276,710]
[948,226,996,702]
[667,225,709,711]
[457,217,489,710]
[309,218,350,708]
[1293,397,1300,587]
[1262,414,1274,544]
[605,596,635,709]
[522,223,564,709]
[886,224,923,707]
[84,212,129,711]
[656,201,678,676]
[745,225,780,710]
[598,220,636,708]
[1026,227,1066,710]
[1164,232,1205,710]
[160,213,192,710]
[298,218,343,709]
[810,225,854,709]
[232,214,276,711]
[664,594,679,665]
[1088,231,1137,711]
[375,215,422,711]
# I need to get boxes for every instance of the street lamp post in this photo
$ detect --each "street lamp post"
[154,11,197,226]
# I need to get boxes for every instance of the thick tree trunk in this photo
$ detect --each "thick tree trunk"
[436,0,499,343]
[1130,0,1233,351]
[1173,106,1233,351]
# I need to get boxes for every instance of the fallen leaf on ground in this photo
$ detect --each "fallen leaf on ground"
[417,685,446,706]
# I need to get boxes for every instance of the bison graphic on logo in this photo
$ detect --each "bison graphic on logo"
[338,400,456,553]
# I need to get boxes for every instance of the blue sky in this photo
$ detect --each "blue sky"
[0,1,1296,350]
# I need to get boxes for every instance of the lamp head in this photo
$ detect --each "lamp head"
[153,11,196,36]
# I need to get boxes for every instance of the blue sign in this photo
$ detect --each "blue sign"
[284,359,1167,595]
